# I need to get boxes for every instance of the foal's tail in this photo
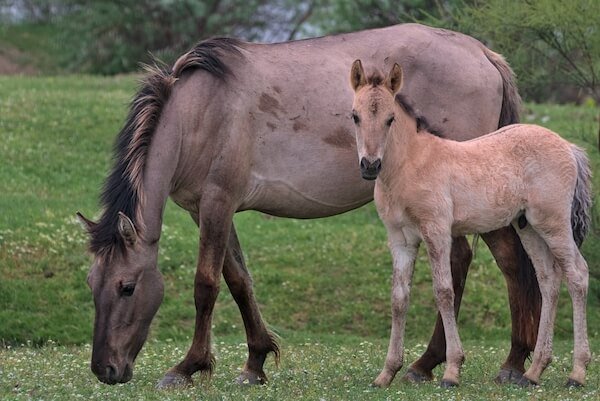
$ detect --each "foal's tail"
[571,145,593,247]
[483,47,522,127]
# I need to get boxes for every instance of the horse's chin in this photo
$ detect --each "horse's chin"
[361,173,379,181]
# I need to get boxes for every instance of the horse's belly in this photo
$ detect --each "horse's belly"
[239,171,374,218]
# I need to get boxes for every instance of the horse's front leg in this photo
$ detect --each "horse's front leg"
[373,229,419,387]
[404,236,471,382]
[157,189,235,388]
[425,234,464,387]
[222,223,280,385]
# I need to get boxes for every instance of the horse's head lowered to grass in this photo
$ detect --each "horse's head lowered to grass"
[78,211,164,384]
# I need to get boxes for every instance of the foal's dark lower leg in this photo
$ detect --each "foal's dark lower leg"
[482,226,540,383]
[405,236,471,381]
[222,224,279,384]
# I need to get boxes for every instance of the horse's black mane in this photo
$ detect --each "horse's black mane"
[89,38,243,257]
[395,92,444,138]
[366,71,444,138]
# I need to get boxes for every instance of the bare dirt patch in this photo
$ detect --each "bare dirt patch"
[0,46,38,75]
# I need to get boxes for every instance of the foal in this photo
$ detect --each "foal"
[349,60,592,387]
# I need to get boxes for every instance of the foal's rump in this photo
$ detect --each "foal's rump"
[454,124,591,244]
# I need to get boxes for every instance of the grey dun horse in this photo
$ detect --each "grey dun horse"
[78,23,540,387]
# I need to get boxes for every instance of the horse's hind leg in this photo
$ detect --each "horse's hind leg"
[512,225,560,386]
[404,236,471,383]
[481,226,540,384]
[157,191,235,388]
[222,223,279,385]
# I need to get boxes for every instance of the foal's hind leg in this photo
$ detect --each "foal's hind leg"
[481,226,540,384]
[512,225,560,386]
[222,223,279,385]
[564,249,590,386]
[404,236,471,383]
[536,231,590,386]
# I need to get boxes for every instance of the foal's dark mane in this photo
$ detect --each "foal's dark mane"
[89,38,244,257]
[366,72,444,138]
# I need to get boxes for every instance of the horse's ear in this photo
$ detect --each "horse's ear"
[386,63,403,94]
[350,59,367,91]
[118,212,138,247]
[76,212,97,233]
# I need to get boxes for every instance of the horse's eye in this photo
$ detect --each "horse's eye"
[120,282,136,297]
[386,116,395,127]
[352,112,360,125]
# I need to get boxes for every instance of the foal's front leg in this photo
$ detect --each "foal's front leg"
[425,234,464,387]
[373,229,419,387]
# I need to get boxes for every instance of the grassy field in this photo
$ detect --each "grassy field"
[0,74,599,399]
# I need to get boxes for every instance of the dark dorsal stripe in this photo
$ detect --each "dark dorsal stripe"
[395,92,445,138]
[89,38,244,258]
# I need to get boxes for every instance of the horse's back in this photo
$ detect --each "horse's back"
[169,24,509,218]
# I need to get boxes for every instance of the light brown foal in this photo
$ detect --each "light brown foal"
[350,60,592,387]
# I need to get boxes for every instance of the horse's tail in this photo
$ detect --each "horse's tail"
[570,144,592,247]
[483,47,522,127]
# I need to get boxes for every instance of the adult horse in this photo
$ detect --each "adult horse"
[78,23,540,388]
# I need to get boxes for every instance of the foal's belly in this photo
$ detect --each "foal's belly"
[451,200,522,236]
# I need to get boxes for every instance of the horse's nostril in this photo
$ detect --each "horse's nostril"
[372,158,382,172]
[107,364,118,382]
[360,157,370,171]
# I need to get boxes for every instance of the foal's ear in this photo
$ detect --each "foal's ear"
[76,212,97,233]
[350,59,367,91]
[385,63,403,94]
[118,212,138,247]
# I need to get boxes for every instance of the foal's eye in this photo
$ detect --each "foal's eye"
[386,116,395,127]
[351,112,360,125]
[120,282,136,297]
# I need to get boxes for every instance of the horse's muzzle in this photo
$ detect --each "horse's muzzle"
[92,362,133,384]
[360,157,381,180]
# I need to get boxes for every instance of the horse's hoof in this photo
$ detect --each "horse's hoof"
[371,372,394,388]
[494,368,524,385]
[440,379,459,388]
[566,378,584,388]
[403,368,433,383]
[156,371,193,389]
[235,370,267,386]
[515,375,538,387]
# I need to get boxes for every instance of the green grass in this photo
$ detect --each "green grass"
[0,74,599,398]
[1,336,600,400]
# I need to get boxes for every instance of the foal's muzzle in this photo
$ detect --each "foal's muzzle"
[360,157,382,180]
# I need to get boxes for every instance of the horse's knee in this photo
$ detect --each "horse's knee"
[433,282,455,309]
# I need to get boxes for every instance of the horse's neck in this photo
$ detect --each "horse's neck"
[383,119,437,176]
[139,122,182,242]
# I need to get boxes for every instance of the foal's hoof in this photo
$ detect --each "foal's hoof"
[235,370,267,386]
[494,368,524,385]
[515,376,538,387]
[156,371,193,389]
[403,368,433,383]
[440,379,459,388]
[566,378,584,388]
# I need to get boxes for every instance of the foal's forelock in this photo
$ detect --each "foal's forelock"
[89,38,244,257]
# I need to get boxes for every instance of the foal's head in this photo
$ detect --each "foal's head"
[350,60,403,180]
